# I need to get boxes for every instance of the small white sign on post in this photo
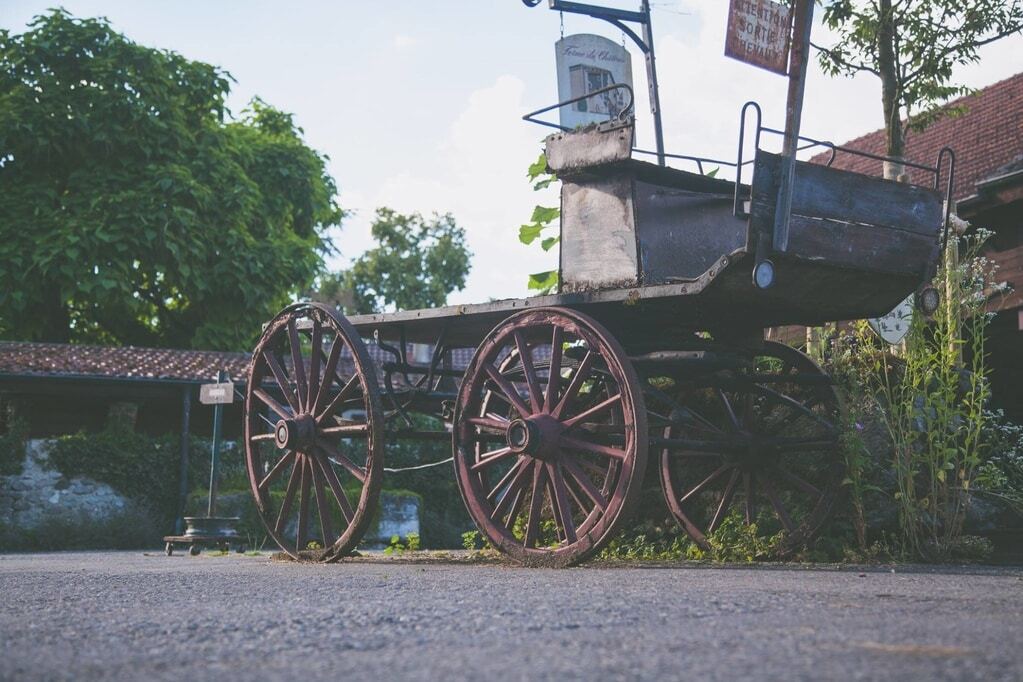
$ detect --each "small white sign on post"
[556,34,634,130]
[199,382,235,405]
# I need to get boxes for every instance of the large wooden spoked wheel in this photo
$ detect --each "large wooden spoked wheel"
[453,308,648,567]
[244,302,383,561]
[658,341,843,555]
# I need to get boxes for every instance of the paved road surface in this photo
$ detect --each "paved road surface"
[0,552,1021,681]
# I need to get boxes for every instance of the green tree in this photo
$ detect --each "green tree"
[328,207,471,315]
[815,0,1023,177]
[0,10,341,349]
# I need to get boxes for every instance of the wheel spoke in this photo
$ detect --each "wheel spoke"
[514,331,543,413]
[544,326,564,413]
[559,434,627,460]
[258,450,296,491]
[263,351,301,414]
[250,432,276,442]
[287,320,309,413]
[470,447,517,472]
[771,464,822,498]
[315,439,367,483]
[523,461,548,548]
[308,320,323,409]
[766,436,839,451]
[760,475,795,533]
[467,416,510,432]
[552,351,595,418]
[716,389,742,432]
[562,393,622,429]
[483,363,533,418]
[274,456,302,535]
[753,384,835,433]
[312,334,344,417]
[549,463,578,543]
[316,374,362,424]
[297,456,312,549]
[679,463,732,504]
[491,459,531,531]
[312,452,355,525]
[319,424,370,437]
[708,468,740,533]
[254,388,292,421]
[561,454,607,512]
[310,458,335,547]
[487,455,530,504]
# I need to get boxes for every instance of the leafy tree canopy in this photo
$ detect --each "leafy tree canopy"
[317,208,471,315]
[816,0,1023,165]
[0,10,342,349]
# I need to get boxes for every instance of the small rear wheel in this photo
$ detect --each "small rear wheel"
[189,544,201,556]
[453,308,647,567]
[658,341,843,556]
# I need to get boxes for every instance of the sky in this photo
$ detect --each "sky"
[3,1,1021,306]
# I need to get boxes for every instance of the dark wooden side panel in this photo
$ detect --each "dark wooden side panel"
[633,182,746,283]
[785,215,938,277]
[752,151,944,237]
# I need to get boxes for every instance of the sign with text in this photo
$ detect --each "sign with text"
[556,34,633,130]
[725,0,792,75]
[199,382,235,405]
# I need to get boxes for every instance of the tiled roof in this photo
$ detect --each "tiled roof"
[810,72,1023,201]
[0,341,251,383]
[0,341,478,385]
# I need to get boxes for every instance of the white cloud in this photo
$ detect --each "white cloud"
[334,75,558,304]
[392,34,417,50]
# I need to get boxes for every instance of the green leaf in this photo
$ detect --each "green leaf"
[540,236,560,252]
[705,167,719,178]
[532,176,557,191]
[529,205,560,225]
[519,223,544,245]
[527,270,558,292]
[526,152,548,181]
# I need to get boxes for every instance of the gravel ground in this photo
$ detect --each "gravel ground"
[0,551,1021,681]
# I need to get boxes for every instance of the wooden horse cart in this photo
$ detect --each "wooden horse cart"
[241,84,953,566]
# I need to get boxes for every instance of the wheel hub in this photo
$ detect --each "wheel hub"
[274,414,316,450]
[506,415,564,461]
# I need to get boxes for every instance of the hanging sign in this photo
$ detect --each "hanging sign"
[868,295,914,345]
[724,0,793,76]
[555,34,634,130]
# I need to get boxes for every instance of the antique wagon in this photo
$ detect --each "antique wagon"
[241,87,954,566]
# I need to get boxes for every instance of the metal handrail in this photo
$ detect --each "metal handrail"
[521,82,635,131]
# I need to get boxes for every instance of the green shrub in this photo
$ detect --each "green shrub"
[48,425,207,529]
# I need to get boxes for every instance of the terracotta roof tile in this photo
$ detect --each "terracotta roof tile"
[809,72,1023,201]
[0,341,477,384]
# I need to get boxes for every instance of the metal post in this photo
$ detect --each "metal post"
[174,386,192,535]
[639,0,665,166]
[206,369,227,517]
[771,0,814,253]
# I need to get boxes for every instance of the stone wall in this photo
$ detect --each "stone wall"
[0,440,155,549]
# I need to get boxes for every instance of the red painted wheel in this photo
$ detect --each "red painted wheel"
[658,341,843,555]
[244,302,383,561]
[453,308,647,567]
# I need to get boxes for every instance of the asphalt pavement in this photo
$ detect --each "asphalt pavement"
[0,551,1021,681]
